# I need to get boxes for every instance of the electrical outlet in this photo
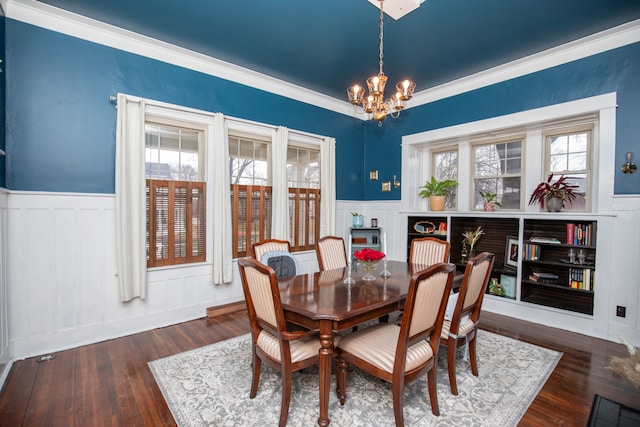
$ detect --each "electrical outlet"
[616,306,626,318]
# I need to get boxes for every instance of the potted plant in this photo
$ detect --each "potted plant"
[528,174,579,212]
[479,191,502,212]
[418,177,458,211]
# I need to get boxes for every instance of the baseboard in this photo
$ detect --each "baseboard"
[206,301,246,318]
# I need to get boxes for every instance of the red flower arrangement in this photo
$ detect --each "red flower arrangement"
[353,248,386,262]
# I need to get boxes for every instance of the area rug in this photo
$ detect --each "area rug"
[149,330,561,427]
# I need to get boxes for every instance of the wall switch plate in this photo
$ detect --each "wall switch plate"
[616,306,626,317]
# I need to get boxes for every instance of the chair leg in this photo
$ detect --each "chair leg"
[469,335,479,377]
[427,367,440,416]
[279,369,292,427]
[446,339,458,395]
[391,379,405,427]
[336,357,347,405]
[250,351,261,398]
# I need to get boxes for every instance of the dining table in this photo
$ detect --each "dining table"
[278,260,462,427]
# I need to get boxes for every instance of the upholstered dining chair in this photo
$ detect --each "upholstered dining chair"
[251,238,291,261]
[335,263,456,426]
[238,257,324,427]
[316,236,348,271]
[440,251,495,395]
[409,236,450,265]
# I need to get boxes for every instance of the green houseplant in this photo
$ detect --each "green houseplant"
[418,177,458,211]
[528,174,578,212]
[479,191,502,211]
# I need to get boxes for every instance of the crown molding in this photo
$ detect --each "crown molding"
[5,0,639,119]
[5,0,358,118]
[411,19,640,107]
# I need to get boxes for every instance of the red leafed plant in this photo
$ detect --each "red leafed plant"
[528,174,579,209]
[353,248,386,262]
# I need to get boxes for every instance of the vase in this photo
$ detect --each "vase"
[546,197,563,212]
[483,202,495,212]
[352,215,364,228]
[358,261,379,281]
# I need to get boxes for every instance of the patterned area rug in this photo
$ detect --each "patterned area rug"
[149,330,561,427]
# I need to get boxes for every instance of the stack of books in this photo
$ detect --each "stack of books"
[529,271,559,284]
[569,268,593,290]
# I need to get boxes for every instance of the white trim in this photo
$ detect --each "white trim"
[411,20,640,106]
[5,0,640,118]
[6,0,356,118]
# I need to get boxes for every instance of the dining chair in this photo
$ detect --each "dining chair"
[238,257,324,427]
[440,251,495,395]
[251,239,291,261]
[409,236,450,265]
[335,262,456,426]
[316,236,348,271]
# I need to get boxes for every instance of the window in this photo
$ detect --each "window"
[145,123,206,267]
[229,133,272,258]
[473,139,522,210]
[545,128,591,211]
[431,148,458,210]
[287,145,320,252]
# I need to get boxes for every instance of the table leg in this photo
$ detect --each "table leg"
[317,321,333,427]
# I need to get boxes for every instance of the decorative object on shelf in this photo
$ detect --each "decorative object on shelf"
[418,177,458,212]
[621,152,637,174]
[462,226,484,258]
[460,242,469,264]
[499,274,516,298]
[479,191,502,211]
[413,220,435,234]
[528,174,579,212]
[351,212,364,228]
[354,248,386,281]
[488,279,506,296]
[346,0,415,126]
[371,218,378,227]
[505,235,519,268]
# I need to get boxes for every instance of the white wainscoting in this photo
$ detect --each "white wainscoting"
[0,190,11,386]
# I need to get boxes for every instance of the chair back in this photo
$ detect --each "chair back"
[260,250,299,278]
[398,263,455,355]
[316,236,348,271]
[450,252,495,329]
[251,239,291,261]
[409,237,450,265]
[238,257,286,336]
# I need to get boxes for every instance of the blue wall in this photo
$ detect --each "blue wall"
[5,19,640,200]
[362,41,640,199]
[5,19,365,199]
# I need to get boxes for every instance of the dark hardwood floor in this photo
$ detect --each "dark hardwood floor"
[0,310,638,426]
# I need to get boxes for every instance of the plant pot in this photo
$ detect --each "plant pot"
[546,197,563,212]
[352,215,364,228]
[483,202,495,212]
[429,196,445,211]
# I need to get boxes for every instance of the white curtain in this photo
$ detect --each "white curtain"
[320,137,336,237]
[212,114,233,284]
[272,126,289,240]
[115,93,147,302]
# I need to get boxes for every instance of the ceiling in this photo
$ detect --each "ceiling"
[31,0,640,101]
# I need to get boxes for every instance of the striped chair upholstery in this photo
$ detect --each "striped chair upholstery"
[238,257,324,427]
[439,252,495,395]
[409,237,450,266]
[316,236,348,271]
[251,239,291,262]
[335,263,456,426]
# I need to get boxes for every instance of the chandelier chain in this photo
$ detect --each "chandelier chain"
[379,0,384,76]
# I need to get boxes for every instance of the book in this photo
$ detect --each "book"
[566,223,574,244]
[529,236,561,244]
[532,271,559,279]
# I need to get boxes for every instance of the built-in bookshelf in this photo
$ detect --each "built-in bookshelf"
[406,215,599,312]
[521,219,596,315]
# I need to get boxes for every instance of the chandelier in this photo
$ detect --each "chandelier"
[346,0,416,126]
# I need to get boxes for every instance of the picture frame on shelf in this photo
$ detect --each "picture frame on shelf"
[505,235,519,268]
[499,274,516,299]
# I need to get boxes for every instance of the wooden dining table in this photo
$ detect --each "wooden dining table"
[278,260,461,427]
